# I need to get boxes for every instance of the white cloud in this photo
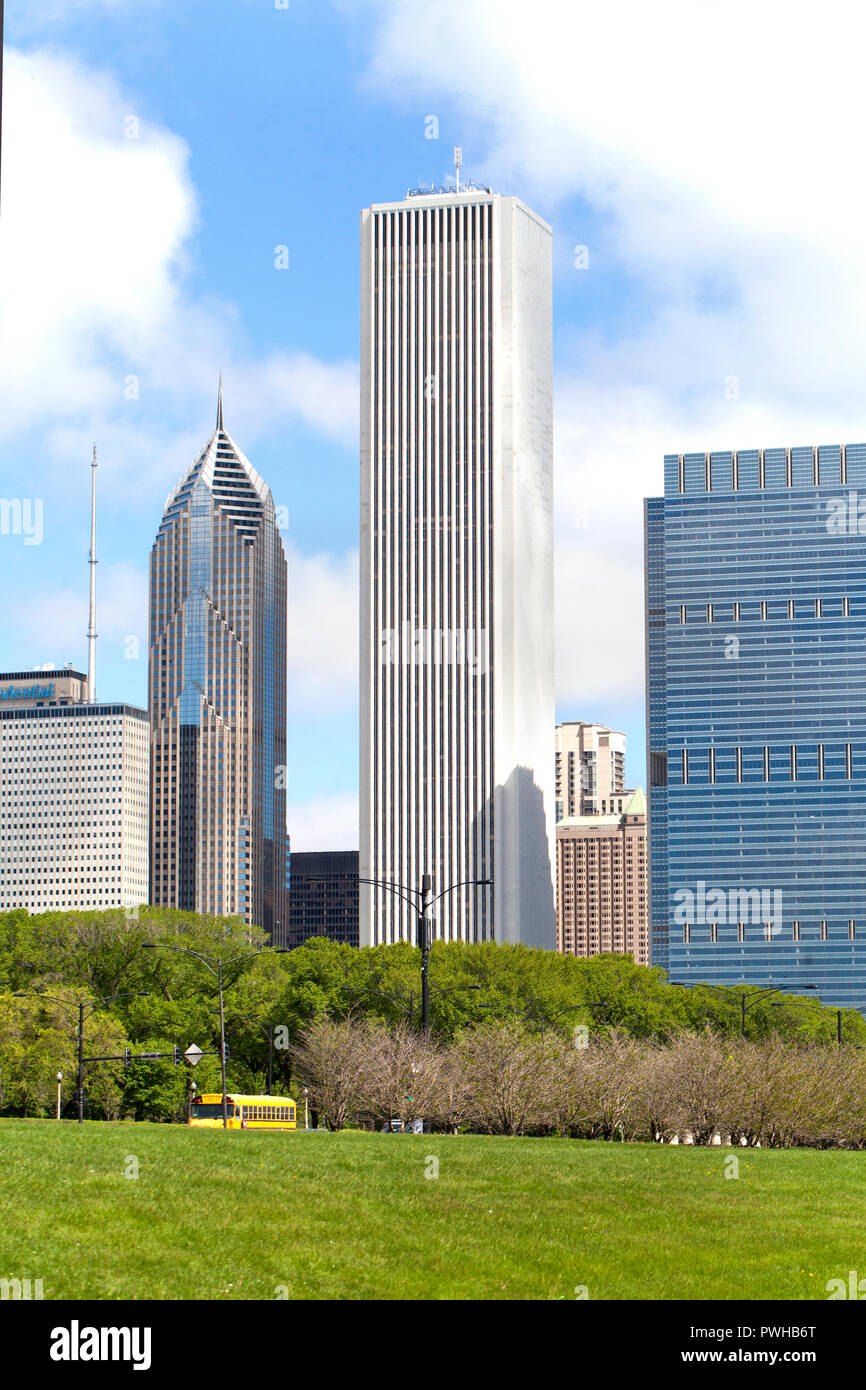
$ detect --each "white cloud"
[286,792,359,852]
[286,545,359,711]
[0,50,196,438]
[0,49,358,484]
[361,0,866,708]
[6,560,147,672]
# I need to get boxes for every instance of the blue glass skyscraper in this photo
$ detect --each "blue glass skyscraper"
[645,443,866,1011]
[149,382,288,941]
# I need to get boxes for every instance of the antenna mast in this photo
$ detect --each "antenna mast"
[87,445,98,702]
[454,145,462,193]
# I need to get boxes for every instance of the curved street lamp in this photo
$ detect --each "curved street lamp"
[14,990,149,1124]
[770,996,844,1047]
[360,875,492,1035]
[671,981,817,1038]
[142,943,289,1128]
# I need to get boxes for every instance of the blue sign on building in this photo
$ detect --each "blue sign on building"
[0,683,53,701]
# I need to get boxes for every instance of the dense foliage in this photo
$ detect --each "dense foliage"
[0,906,861,1120]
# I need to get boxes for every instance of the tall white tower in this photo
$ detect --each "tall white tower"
[360,185,556,948]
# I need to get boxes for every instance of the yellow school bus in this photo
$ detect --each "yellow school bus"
[189,1093,297,1130]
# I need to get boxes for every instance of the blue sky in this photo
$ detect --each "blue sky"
[4,0,865,846]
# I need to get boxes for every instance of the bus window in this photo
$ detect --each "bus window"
[242,1107,249,1120]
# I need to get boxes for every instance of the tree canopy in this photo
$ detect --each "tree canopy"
[0,906,861,1119]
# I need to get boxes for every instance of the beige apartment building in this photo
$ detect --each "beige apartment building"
[556,788,648,964]
[0,668,149,913]
[555,721,626,821]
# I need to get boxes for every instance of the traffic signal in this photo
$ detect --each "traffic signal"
[124,1047,131,1069]
[172,1045,181,1066]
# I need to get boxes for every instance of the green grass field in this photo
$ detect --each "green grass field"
[0,1119,863,1300]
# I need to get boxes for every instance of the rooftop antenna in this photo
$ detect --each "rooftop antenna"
[87,445,98,702]
[216,369,224,433]
[454,145,462,193]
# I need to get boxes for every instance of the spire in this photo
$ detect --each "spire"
[87,445,98,703]
[216,371,224,433]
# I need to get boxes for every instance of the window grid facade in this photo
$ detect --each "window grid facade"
[149,401,288,940]
[0,696,148,912]
[360,190,555,947]
[646,442,866,1010]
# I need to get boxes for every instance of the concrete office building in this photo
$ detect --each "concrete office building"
[555,721,627,821]
[556,789,648,963]
[0,668,149,913]
[646,443,866,1010]
[287,850,360,948]
[149,385,288,940]
[360,178,556,948]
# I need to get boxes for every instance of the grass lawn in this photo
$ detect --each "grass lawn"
[0,1119,863,1300]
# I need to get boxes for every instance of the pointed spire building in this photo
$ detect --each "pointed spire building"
[148,382,288,940]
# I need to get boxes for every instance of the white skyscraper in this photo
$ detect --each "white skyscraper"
[360,182,555,948]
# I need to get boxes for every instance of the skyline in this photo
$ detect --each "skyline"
[7,2,866,851]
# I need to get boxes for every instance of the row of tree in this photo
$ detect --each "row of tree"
[294,1018,866,1149]
[0,906,862,1120]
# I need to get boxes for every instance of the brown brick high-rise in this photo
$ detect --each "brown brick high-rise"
[556,788,648,964]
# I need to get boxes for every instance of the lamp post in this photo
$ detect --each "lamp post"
[770,997,844,1047]
[14,990,149,1124]
[56,1072,62,1121]
[142,943,289,1128]
[360,875,492,1036]
[672,981,817,1038]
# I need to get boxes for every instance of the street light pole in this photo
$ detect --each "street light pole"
[142,942,288,1130]
[674,981,817,1038]
[56,1072,62,1121]
[218,956,228,1130]
[14,990,148,1125]
[77,1000,85,1124]
[420,873,432,1037]
[360,873,490,1039]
